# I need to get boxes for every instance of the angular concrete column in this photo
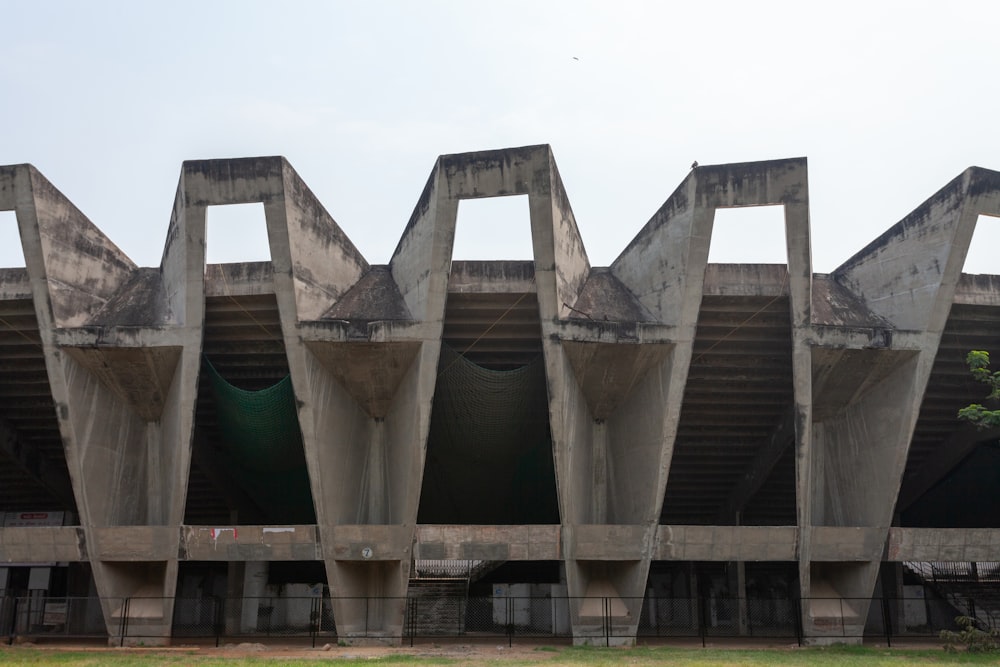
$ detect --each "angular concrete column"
[399,146,627,643]
[607,158,812,644]
[390,145,650,644]
[168,157,413,641]
[801,167,1000,641]
[0,164,197,644]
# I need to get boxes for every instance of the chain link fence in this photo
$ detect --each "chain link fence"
[1,593,983,646]
[2,596,111,641]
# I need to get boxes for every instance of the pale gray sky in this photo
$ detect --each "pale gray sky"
[2,1,998,273]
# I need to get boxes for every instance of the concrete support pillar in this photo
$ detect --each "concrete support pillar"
[688,565,700,633]
[240,562,268,634]
[733,562,748,635]
[225,562,246,635]
[798,166,1000,643]
[327,560,408,642]
[0,163,200,646]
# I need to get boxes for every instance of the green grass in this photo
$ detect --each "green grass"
[3,645,1000,666]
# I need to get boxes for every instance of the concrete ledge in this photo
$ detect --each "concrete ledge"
[555,320,676,344]
[703,264,790,297]
[0,268,31,300]
[54,327,183,348]
[17,524,1000,565]
[92,527,175,561]
[810,527,885,561]
[297,320,434,343]
[807,326,894,350]
[414,525,561,560]
[887,527,1000,561]
[324,525,413,561]
[565,525,647,560]
[181,525,320,561]
[655,525,798,560]
[954,274,1000,306]
[0,526,85,562]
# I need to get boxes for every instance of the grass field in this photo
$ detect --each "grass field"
[1,644,998,666]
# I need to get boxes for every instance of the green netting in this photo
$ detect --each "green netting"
[418,345,559,524]
[205,360,314,523]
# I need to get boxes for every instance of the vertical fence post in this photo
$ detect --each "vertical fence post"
[25,596,32,644]
[794,597,803,647]
[606,597,612,647]
[409,597,415,648]
[699,595,706,648]
[310,597,317,649]
[215,596,222,647]
[119,598,130,647]
[506,595,513,648]
[6,597,17,645]
[881,597,892,647]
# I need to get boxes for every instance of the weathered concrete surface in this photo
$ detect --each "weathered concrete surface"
[801,166,1000,640]
[413,525,561,560]
[0,526,85,562]
[655,525,798,561]
[12,522,1000,566]
[181,525,320,561]
[887,528,1000,561]
[1,149,1000,647]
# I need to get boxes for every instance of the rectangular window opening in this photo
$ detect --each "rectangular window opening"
[0,211,26,268]
[205,203,270,266]
[965,215,1000,275]
[453,195,533,261]
[707,205,787,264]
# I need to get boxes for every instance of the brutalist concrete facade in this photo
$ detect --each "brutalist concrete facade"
[0,145,999,645]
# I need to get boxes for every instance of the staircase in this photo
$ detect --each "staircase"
[405,578,468,636]
[904,561,1000,629]
[405,560,509,636]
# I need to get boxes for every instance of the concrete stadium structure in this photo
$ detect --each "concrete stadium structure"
[0,145,999,645]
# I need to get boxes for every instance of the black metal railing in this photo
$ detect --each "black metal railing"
[1,593,982,646]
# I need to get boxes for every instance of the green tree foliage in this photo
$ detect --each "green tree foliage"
[941,615,1000,652]
[958,351,1000,429]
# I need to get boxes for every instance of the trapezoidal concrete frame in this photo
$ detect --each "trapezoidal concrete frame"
[1,148,999,646]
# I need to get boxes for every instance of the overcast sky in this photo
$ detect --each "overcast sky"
[2,1,998,274]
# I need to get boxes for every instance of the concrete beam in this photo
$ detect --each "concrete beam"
[888,527,1000,561]
[0,526,85,562]
[181,525,320,561]
[655,525,798,561]
[413,525,561,560]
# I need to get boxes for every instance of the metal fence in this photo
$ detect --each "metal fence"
[1,593,985,646]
